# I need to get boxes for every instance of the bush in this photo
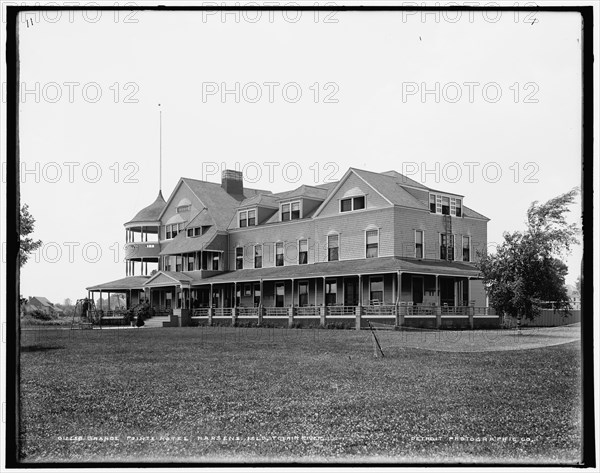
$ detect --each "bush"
[29,309,55,321]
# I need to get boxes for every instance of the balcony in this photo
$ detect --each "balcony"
[125,242,160,260]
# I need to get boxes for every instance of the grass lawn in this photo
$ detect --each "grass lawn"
[19,326,581,464]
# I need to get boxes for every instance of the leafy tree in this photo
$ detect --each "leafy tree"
[477,188,579,320]
[19,204,42,267]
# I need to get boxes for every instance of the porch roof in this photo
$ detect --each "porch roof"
[86,276,150,291]
[196,257,481,285]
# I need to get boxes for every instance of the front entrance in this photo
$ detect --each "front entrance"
[440,277,455,306]
[412,276,424,304]
[344,279,358,306]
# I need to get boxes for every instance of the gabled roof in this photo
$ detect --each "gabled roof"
[186,208,216,228]
[125,191,166,225]
[238,193,280,209]
[159,227,222,256]
[31,296,53,307]
[462,205,489,221]
[352,168,430,210]
[381,170,429,189]
[275,185,329,201]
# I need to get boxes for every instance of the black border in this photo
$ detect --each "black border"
[5,4,595,469]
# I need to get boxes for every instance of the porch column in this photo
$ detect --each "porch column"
[291,279,295,308]
[108,292,111,311]
[99,290,103,310]
[258,279,264,326]
[289,279,295,328]
[396,271,404,327]
[208,283,214,325]
[321,277,326,327]
[356,275,362,330]
[435,275,441,328]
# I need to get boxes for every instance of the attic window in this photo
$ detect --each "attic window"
[177,205,191,213]
[281,201,301,221]
[340,196,366,213]
[430,193,462,217]
[239,209,257,228]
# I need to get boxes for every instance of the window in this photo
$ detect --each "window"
[442,196,450,215]
[176,255,182,272]
[254,245,262,268]
[370,277,383,303]
[187,255,194,271]
[281,201,301,221]
[275,283,285,307]
[281,203,290,221]
[462,236,471,262]
[291,202,300,219]
[194,227,201,236]
[236,247,244,269]
[275,242,284,267]
[298,239,308,265]
[340,195,366,212]
[366,230,379,258]
[236,286,241,307]
[415,230,423,259]
[440,234,455,261]
[212,253,220,270]
[166,225,172,239]
[172,225,178,238]
[187,228,194,237]
[298,282,309,307]
[328,234,339,261]
[430,194,462,217]
[244,283,252,296]
[238,210,256,227]
[177,204,191,213]
[325,279,337,306]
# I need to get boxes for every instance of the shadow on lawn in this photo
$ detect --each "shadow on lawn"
[21,345,65,353]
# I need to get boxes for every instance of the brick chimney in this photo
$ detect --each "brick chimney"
[221,169,244,199]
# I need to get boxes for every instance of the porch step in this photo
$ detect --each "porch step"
[141,315,170,328]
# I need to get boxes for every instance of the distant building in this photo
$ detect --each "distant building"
[25,296,63,315]
[87,168,494,327]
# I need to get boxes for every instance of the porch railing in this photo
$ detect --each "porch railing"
[214,308,232,317]
[264,307,289,317]
[296,306,321,317]
[362,305,396,316]
[237,307,259,317]
[192,308,209,317]
[326,305,357,316]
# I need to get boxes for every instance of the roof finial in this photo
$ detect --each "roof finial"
[158,103,162,192]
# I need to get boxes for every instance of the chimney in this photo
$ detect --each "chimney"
[221,169,244,198]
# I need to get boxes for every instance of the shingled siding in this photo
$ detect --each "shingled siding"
[313,208,396,262]
[229,220,315,269]
[393,207,487,262]
[316,172,391,218]
[159,183,206,240]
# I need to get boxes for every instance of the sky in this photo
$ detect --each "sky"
[6,6,585,304]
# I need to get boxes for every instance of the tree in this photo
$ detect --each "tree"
[477,188,579,320]
[19,204,42,267]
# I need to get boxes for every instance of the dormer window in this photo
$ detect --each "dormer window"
[239,209,257,228]
[340,195,366,213]
[430,194,463,217]
[281,201,301,221]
